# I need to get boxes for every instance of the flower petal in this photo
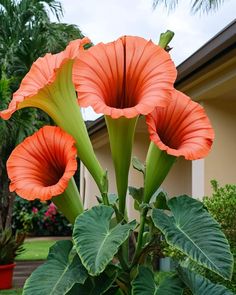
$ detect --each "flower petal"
[7,126,77,201]
[146,90,214,160]
[73,35,177,119]
[0,37,90,120]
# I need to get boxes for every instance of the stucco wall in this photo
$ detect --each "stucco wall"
[81,116,192,219]
[204,99,236,196]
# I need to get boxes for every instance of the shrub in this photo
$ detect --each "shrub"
[203,180,236,246]
[12,196,72,236]
[203,181,236,292]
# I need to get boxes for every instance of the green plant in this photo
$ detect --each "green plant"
[1,31,233,294]
[0,229,24,265]
[203,180,236,245]
[202,181,236,293]
[165,181,236,293]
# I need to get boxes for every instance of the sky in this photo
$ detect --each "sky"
[55,0,236,120]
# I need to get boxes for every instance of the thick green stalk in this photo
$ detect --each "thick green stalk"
[52,177,83,224]
[19,61,106,193]
[105,116,138,216]
[132,207,148,264]
[144,142,176,203]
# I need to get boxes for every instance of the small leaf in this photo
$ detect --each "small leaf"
[68,269,117,295]
[128,186,143,203]
[131,266,183,295]
[132,156,145,174]
[156,273,184,294]
[73,205,136,276]
[178,267,234,295]
[131,266,156,295]
[149,188,169,209]
[151,195,234,280]
[108,193,118,205]
[23,240,87,295]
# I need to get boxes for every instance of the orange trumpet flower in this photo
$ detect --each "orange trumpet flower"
[73,35,177,214]
[0,38,105,193]
[7,126,83,223]
[73,35,177,119]
[144,90,215,203]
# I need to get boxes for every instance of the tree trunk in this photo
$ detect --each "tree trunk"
[5,192,15,229]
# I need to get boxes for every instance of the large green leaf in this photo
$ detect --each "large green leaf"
[73,205,136,276]
[131,266,183,295]
[67,270,117,295]
[151,195,233,280]
[23,240,87,295]
[178,267,234,295]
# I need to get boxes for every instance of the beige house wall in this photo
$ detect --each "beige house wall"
[81,117,192,218]
[204,99,236,196]
[179,50,236,197]
[80,47,236,213]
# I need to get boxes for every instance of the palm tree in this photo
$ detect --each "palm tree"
[152,0,225,14]
[0,0,84,230]
[0,74,47,230]
[0,0,84,86]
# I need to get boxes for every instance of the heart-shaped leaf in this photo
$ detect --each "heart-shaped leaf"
[152,195,233,280]
[178,267,234,295]
[73,205,136,276]
[23,240,87,295]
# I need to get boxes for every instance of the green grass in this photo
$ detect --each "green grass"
[0,289,22,295]
[16,240,56,261]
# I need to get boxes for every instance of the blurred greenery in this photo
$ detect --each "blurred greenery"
[0,0,84,231]
[0,289,22,295]
[16,239,57,261]
[12,197,72,236]
[203,180,236,293]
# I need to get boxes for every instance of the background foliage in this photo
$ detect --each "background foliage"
[0,0,83,232]
[203,180,236,293]
[12,197,72,236]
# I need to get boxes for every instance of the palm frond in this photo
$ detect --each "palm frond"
[152,0,226,14]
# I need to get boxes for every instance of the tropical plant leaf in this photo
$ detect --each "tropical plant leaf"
[73,205,136,276]
[178,267,234,295]
[156,272,184,294]
[23,240,87,295]
[131,266,183,295]
[149,188,169,210]
[67,270,117,295]
[132,156,145,174]
[108,193,118,205]
[128,187,143,203]
[151,195,233,280]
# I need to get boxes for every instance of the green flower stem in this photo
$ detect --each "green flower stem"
[102,192,109,206]
[105,116,138,216]
[52,177,83,224]
[144,142,176,203]
[20,61,105,193]
[158,30,174,49]
[132,207,148,265]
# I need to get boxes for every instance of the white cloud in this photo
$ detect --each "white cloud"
[58,0,236,65]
